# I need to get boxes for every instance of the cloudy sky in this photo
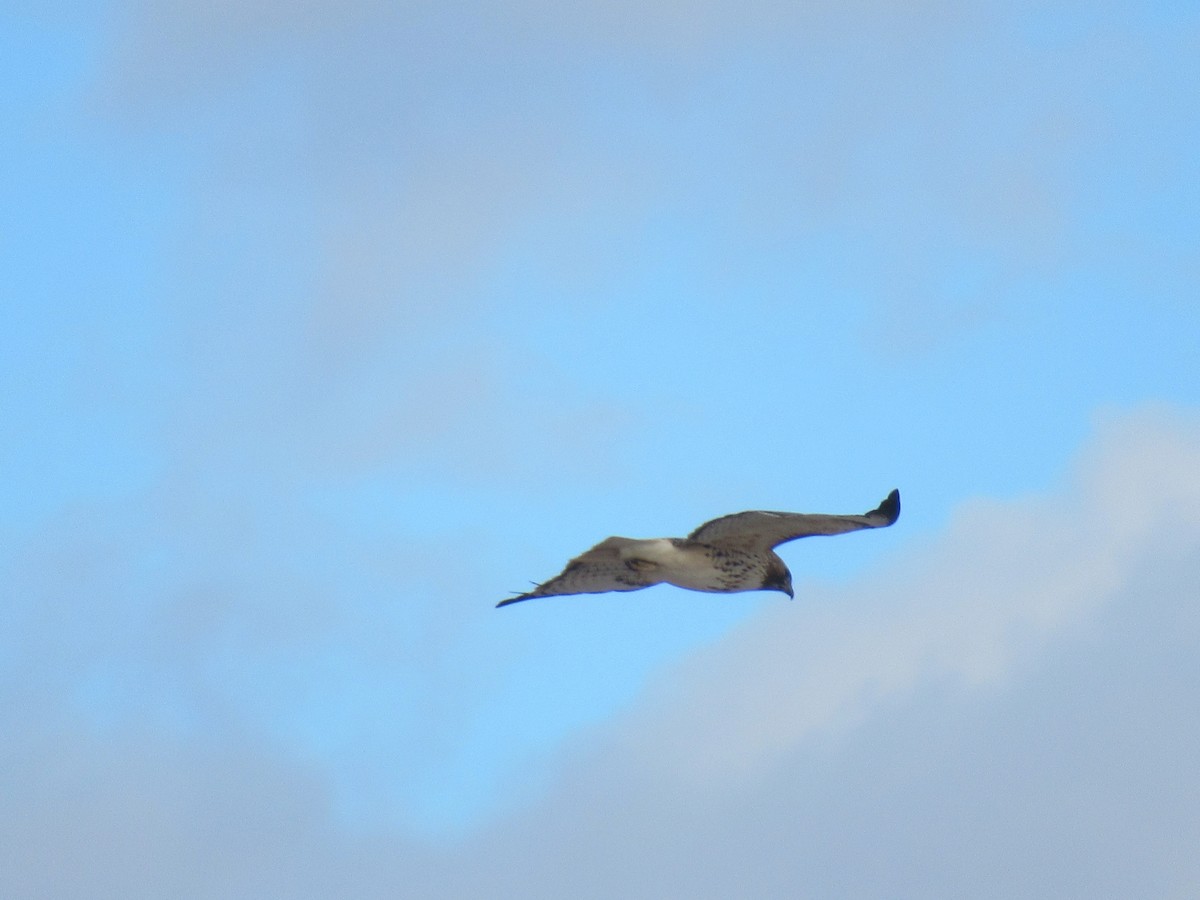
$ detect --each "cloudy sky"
[3,0,1198,896]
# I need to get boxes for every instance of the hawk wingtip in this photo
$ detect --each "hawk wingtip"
[497,579,546,608]
[879,488,901,525]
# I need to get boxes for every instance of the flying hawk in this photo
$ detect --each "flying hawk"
[497,489,900,608]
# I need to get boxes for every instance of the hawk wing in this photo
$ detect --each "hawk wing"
[687,489,900,551]
[497,537,659,608]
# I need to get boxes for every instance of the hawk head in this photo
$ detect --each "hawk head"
[762,557,794,599]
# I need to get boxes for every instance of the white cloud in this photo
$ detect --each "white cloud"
[451,406,1200,898]
[4,406,1199,897]
[599,407,1200,785]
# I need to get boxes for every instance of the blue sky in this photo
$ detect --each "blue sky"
[3,0,1199,894]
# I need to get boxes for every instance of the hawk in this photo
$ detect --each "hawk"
[497,489,900,608]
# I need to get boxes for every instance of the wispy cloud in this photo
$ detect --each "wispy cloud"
[96,0,1199,382]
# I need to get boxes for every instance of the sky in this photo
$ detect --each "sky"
[2,0,1199,896]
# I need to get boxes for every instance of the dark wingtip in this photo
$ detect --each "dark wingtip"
[498,579,545,608]
[876,489,901,526]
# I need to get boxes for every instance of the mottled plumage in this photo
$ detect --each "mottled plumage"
[497,489,900,608]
